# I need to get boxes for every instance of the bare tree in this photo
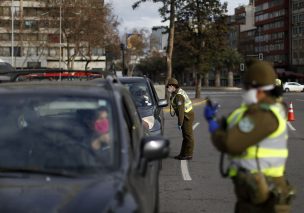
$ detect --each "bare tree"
[44,0,119,70]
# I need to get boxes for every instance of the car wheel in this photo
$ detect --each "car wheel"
[285,88,289,92]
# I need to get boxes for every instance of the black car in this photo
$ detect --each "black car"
[0,78,169,213]
[119,77,168,136]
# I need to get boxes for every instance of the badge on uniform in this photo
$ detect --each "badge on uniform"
[177,101,182,106]
[238,116,255,133]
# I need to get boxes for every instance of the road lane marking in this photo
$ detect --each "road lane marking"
[193,122,200,130]
[179,123,199,181]
[181,160,192,181]
[296,99,304,102]
[287,122,296,131]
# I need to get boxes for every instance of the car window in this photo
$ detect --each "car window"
[122,82,153,107]
[0,95,115,175]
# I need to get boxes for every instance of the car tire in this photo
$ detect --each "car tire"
[285,88,289,92]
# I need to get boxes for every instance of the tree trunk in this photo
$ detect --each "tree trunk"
[195,73,202,98]
[215,70,221,87]
[204,72,209,87]
[165,0,175,85]
[228,70,234,87]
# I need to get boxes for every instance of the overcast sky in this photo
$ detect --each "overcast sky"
[106,0,249,34]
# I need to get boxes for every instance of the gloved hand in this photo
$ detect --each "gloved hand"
[204,100,219,121]
[177,125,182,131]
[208,120,219,133]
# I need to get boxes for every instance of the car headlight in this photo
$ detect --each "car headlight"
[142,116,155,129]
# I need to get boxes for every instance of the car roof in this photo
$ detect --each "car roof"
[118,76,148,83]
[0,80,116,98]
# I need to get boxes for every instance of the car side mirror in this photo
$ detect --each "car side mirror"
[158,99,168,108]
[141,136,169,161]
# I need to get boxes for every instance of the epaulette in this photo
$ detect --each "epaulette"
[259,103,271,111]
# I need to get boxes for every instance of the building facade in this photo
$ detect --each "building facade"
[150,26,168,54]
[291,0,304,70]
[0,0,106,70]
[254,0,289,70]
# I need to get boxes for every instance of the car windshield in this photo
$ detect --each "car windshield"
[0,95,115,175]
[122,82,153,107]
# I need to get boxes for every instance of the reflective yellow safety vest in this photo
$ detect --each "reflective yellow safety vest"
[227,103,288,177]
[171,88,193,113]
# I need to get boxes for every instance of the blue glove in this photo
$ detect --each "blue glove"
[208,120,219,133]
[177,125,182,131]
[204,102,219,121]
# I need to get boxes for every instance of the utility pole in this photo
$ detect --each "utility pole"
[11,0,14,67]
[59,2,62,69]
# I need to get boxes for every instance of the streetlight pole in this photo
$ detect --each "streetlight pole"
[11,0,14,67]
[59,2,62,69]
[120,43,125,76]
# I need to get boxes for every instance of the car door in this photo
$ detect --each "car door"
[291,83,298,91]
[121,92,157,213]
[294,82,302,91]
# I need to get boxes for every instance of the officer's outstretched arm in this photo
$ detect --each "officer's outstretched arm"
[211,110,278,155]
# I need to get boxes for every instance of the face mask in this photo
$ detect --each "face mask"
[94,119,109,134]
[167,86,174,93]
[242,89,258,105]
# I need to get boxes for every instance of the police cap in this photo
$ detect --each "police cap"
[244,61,277,87]
[167,78,179,87]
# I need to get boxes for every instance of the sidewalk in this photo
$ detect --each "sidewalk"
[183,86,242,91]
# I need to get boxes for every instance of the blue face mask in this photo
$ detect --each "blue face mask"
[242,89,258,105]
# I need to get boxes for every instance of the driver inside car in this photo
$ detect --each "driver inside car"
[129,85,151,107]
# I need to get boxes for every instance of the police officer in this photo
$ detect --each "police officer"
[204,61,294,212]
[167,78,195,160]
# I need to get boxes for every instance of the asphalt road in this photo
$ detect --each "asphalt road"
[159,91,304,213]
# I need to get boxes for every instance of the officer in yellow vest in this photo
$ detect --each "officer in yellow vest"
[204,61,294,212]
[167,78,195,160]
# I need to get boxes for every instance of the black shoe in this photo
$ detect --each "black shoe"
[174,155,192,160]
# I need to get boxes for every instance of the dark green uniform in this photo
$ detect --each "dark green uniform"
[212,97,293,213]
[171,89,194,157]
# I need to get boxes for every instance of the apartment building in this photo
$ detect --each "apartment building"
[254,0,289,69]
[235,3,257,60]
[0,0,106,70]
[291,0,304,70]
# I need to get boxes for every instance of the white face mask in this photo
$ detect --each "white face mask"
[242,89,258,105]
[167,86,175,93]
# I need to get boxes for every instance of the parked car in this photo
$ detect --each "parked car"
[119,77,168,136]
[283,82,304,92]
[0,77,169,213]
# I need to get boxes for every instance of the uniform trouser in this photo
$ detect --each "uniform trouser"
[233,176,292,213]
[180,110,195,156]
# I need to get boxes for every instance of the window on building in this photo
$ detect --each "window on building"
[293,2,298,11]
[0,7,11,16]
[49,48,58,57]
[92,48,105,56]
[0,33,10,41]
[23,47,36,57]
[0,47,10,56]
[10,47,21,57]
[24,20,38,30]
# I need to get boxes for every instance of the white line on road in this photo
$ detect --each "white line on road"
[181,160,192,181]
[193,122,200,130]
[296,99,304,102]
[287,122,296,131]
[179,122,200,181]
